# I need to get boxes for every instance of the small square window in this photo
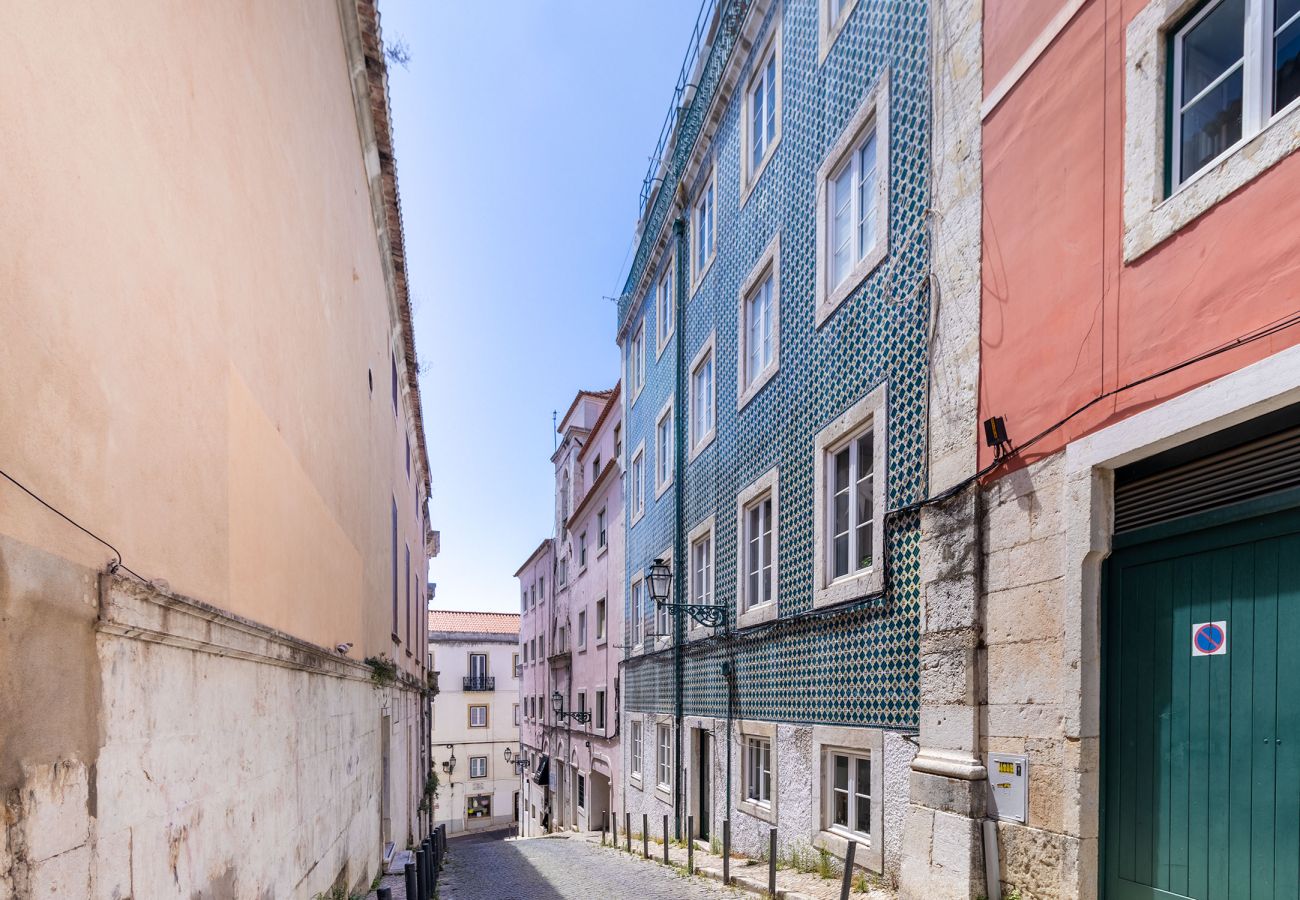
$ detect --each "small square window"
[470,756,487,779]
[469,705,488,728]
[824,750,871,839]
[746,737,773,806]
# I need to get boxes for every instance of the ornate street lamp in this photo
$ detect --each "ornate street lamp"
[648,557,727,629]
[504,745,527,774]
[441,744,457,777]
[551,689,591,724]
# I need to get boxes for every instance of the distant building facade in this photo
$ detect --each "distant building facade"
[516,387,625,836]
[0,2,433,896]
[428,611,522,835]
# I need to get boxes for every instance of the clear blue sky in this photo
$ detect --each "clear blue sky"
[380,0,702,613]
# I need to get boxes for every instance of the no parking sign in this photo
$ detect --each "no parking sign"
[1191,621,1227,656]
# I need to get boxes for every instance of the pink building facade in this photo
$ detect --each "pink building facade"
[515,386,624,835]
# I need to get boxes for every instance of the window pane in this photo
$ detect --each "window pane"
[760,499,773,604]
[857,133,878,257]
[1180,67,1243,179]
[765,55,777,144]
[751,79,765,167]
[857,756,870,800]
[1281,0,1300,27]
[1180,0,1245,103]
[747,293,761,384]
[760,281,773,367]
[1277,12,1300,112]
[834,754,848,790]
[831,164,853,285]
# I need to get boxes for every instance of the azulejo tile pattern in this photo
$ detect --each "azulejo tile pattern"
[619,0,928,731]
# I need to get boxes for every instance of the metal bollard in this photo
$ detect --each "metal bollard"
[377,889,392,900]
[625,812,632,853]
[687,815,694,874]
[415,847,427,900]
[723,819,731,884]
[839,840,857,900]
[613,811,618,848]
[404,861,418,900]
[768,827,777,896]
[642,813,649,858]
[421,839,432,896]
[663,814,670,864]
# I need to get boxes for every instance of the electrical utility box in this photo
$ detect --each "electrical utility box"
[987,753,1028,823]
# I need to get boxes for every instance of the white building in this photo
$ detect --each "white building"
[428,611,521,835]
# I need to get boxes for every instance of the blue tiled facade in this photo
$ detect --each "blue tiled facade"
[618,0,928,733]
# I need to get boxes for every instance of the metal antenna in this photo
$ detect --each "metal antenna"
[552,410,557,451]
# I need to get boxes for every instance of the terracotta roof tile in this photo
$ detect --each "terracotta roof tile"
[427,610,520,635]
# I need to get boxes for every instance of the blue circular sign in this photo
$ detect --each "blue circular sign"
[1194,623,1225,654]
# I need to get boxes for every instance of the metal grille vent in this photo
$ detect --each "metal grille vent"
[1115,425,1300,533]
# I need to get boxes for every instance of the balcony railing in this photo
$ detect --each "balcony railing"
[462,675,495,692]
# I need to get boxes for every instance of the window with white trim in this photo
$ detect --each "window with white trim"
[630,721,644,777]
[747,38,779,177]
[745,737,772,806]
[630,578,645,647]
[743,492,774,611]
[744,273,776,390]
[690,530,713,608]
[656,261,675,351]
[656,723,673,789]
[827,428,874,581]
[513,704,520,726]
[578,609,587,649]
[596,597,607,641]
[689,343,715,452]
[828,128,879,291]
[1172,0,1300,186]
[596,689,606,730]
[470,756,487,779]
[469,705,488,728]
[579,531,588,569]
[655,400,674,494]
[629,322,646,400]
[824,750,871,839]
[598,508,607,548]
[694,169,716,281]
[631,444,646,521]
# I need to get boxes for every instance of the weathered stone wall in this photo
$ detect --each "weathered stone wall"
[981,453,1097,900]
[1,575,423,900]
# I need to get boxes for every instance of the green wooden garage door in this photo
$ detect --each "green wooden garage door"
[1104,502,1300,900]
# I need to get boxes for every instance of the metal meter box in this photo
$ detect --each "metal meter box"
[987,753,1028,823]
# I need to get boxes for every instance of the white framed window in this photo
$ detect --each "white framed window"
[630,576,645,648]
[577,609,587,649]
[513,704,520,726]
[824,750,871,839]
[813,384,887,608]
[690,529,713,608]
[470,756,488,779]
[630,441,646,525]
[577,692,587,720]
[815,72,890,327]
[1172,0,1300,188]
[630,720,644,781]
[742,18,783,204]
[598,508,607,548]
[656,723,673,790]
[818,0,860,62]
[538,576,544,603]
[688,333,717,461]
[579,532,588,569]
[596,689,606,730]
[655,397,674,499]
[745,737,772,806]
[655,259,675,356]
[1124,0,1300,258]
[628,321,646,404]
[469,705,488,728]
[737,233,781,410]
[596,597,607,642]
[744,495,773,608]
[735,467,780,628]
[692,162,717,289]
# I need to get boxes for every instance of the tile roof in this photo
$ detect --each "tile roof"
[427,610,520,635]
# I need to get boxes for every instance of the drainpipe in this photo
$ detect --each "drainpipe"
[722,659,734,828]
[672,214,687,842]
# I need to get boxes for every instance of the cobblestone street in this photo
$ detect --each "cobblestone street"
[433,829,745,900]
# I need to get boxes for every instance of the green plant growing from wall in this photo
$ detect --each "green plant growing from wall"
[365,654,397,686]
[419,767,440,813]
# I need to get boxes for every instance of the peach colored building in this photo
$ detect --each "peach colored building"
[0,1,434,896]
[515,387,624,835]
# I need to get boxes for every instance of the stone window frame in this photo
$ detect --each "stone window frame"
[1123,0,1300,261]
[814,69,891,328]
[737,720,778,824]
[595,596,608,646]
[655,395,675,500]
[691,154,719,296]
[469,755,488,779]
[688,332,718,462]
[595,686,607,732]
[629,715,645,789]
[812,383,888,609]
[655,254,676,361]
[735,465,780,628]
[810,725,884,873]
[736,231,782,411]
[740,7,784,209]
[630,573,646,652]
[686,514,718,641]
[628,319,646,406]
[468,704,488,728]
[654,717,675,803]
[630,439,646,526]
[817,0,860,63]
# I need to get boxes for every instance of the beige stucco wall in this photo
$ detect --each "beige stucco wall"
[1,1,431,896]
